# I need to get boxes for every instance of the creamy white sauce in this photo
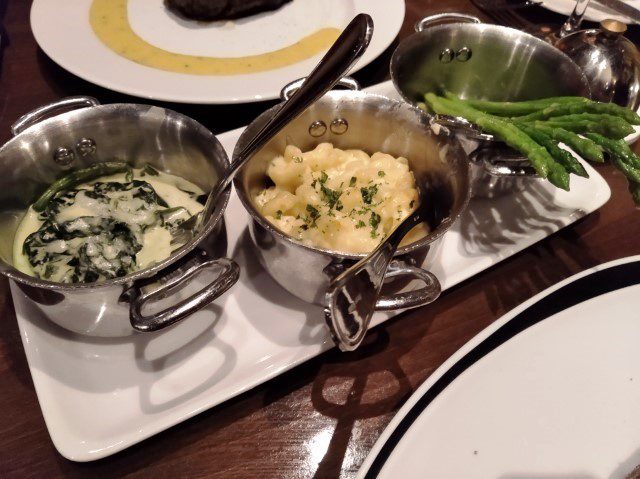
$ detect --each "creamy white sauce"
[13,209,39,276]
[137,226,172,270]
[13,167,204,283]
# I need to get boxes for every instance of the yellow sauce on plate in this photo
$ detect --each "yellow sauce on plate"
[89,0,342,75]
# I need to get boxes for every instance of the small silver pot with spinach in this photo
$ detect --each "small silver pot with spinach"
[0,97,239,337]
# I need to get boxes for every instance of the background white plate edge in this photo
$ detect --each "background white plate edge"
[356,254,640,478]
[540,0,640,24]
[29,0,405,104]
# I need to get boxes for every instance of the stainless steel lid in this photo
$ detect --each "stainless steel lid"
[556,19,640,110]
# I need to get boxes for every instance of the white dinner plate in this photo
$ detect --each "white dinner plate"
[358,255,640,479]
[11,81,612,462]
[30,0,404,104]
[540,0,640,24]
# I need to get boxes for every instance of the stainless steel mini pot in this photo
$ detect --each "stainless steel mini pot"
[390,13,591,198]
[0,97,240,337]
[555,19,640,110]
[233,81,470,310]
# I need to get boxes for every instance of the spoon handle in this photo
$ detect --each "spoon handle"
[198,14,374,227]
[229,13,373,178]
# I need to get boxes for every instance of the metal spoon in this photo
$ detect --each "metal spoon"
[172,13,374,245]
[324,187,443,352]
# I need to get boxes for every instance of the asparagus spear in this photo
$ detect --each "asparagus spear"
[583,133,640,169]
[530,124,604,163]
[533,114,635,139]
[33,162,132,212]
[518,123,588,177]
[611,157,640,183]
[425,93,571,189]
[628,181,640,206]
[444,94,589,116]
[514,101,640,125]
[583,132,640,184]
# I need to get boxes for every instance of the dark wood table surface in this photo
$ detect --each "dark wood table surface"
[1,1,639,477]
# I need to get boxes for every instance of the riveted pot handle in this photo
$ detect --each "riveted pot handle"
[430,114,496,142]
[127,251,240,333]
[482,159,539,177]
[280,76,360,101]
[375,261,441,311]
[415,13,481,32]
[324,256,441,351]
[11,96,100,136]
[469,147,539,178]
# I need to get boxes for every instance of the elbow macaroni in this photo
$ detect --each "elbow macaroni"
[254,143,428,254]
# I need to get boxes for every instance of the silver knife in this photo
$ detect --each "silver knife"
[592,0,640,24]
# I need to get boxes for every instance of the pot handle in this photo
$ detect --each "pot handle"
[430,114,496,142]
[469,146,539,178]
[280,76,360,101]
[374,260,441,310]
[324,257,441,351]
[126,250,240,333]
[415,13,481,32]
[11,96,100,136]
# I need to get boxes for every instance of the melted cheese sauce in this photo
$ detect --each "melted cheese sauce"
[89,0,341,75]
[13,168,204,282]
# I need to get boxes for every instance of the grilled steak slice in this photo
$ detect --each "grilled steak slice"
[166,0,293,21]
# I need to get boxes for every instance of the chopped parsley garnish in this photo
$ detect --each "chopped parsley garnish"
[305,204,320,227]
[369,211,381,230]
[311,171,345,213]
[378,170,385,177]
[320,184,343,211]
[293,156,303,163]
[369,212,382,239]
[360,184,378,204]
[355,220,366,229]
[311,171,329,189]
[275,210,283,219]
[349,176,357,187]
[409,200,415,208]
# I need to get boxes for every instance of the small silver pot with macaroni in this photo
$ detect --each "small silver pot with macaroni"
[233,88,470,307]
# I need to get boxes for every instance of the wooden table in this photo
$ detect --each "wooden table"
[1,1,639,477]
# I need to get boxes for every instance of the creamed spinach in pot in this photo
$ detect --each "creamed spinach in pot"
[12,164,205,284]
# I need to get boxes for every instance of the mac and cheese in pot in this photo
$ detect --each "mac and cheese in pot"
[254,143,428,254]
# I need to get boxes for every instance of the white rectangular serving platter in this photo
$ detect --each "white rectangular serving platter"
[10,81,612,461]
